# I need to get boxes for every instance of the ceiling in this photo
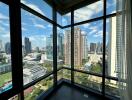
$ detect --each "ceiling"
[44,0,99,15]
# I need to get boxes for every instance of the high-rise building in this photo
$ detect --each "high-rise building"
[46,35,53,60]
[24,37,31,54]
[64,27,86,67]
[5,42,11,54]
[64,30,71,65]
[96,42,103,54]
[90,43,96,53]
[57,33,63,59]
[108,17,117,77]
[74,27,82,66]
[81,33,87,59]
[0,40,3,51]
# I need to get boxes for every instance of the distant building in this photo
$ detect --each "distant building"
[81,34,88,59]
[64,28,87,67]
[57,33,63,59]
[23,65,46,85]
[5,42,11,54]
[64,30,71,65]
[35,47,39,52]
[0,64,11,74]
[24,37,31,54]
[96,42,103,54]
[90,43,96,53]
[46,35,53,60]
[0,40,3,51]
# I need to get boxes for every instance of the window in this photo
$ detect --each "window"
[62,28,71,68]
[21,0,52,20]
[74,20,103,74]
[57,27,64,69]
[24,75,53,99]
[107,0,116,15]
[105,79,119,97]
[74,1,103,23]
[0,2,12,94]
[63,69,71,80]
[74,72,102,91]
[62,13,71,26]
[21,9,53,85]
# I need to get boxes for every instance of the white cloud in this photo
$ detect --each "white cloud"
[47,24,52,28]
[89,29,97,35]
[81,31,87,35]
[0,13,8,20]
[93,31,103,37]
[21,0,44,15]
[82,24,90,28]
[22,27,27,31]
[34,24,45,29]
[1,33,10,38]
[74,1,103,22]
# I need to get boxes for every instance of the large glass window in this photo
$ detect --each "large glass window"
[63,28,71,68]
[57,27,64,69]
[21,0,52,20]
[0,2,12,94]
[21,9,53,85]
[74,1,103,23]
[105,16,120,97]
[74,20,103,74]
[75,72,102,91]
[24,75,53,100]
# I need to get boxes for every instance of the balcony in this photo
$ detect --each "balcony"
[0,0,129,100]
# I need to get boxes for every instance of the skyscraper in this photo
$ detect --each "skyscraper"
[57,33,63,59]
[74,27,82,66]
[0,40,3,51]
[81,34,88,59]
[64,27,86,67]
[96,42,103,54]
[5,42,11,54]
[90,43,96,53]
[64,30,71,65]
[108,17,117,77]
[24,37,31,54]
[46,35,53,60]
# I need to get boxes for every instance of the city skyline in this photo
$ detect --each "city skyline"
[0,0,116,48]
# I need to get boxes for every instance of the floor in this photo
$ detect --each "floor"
[46,84,103,100]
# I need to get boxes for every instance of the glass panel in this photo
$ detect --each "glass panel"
[63,28,71,68]
[57,13,62,26]
[57,69,63,81]
[24,75,53,100]
[0,2,12,94]
[63,69,71,80]
[62,13,71,26]
[74,1,103,23]
[57,27,64,69]
[21,0,52,20]
[105,79,120,97]
[106,17,118,77]
[74,20,103,74]
[21,9,53,85]
[75,72,102,91]
[107,0,116,15]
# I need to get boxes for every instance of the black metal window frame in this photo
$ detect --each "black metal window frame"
[0,0,119,99]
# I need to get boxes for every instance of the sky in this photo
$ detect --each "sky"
[0,0,116,49]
